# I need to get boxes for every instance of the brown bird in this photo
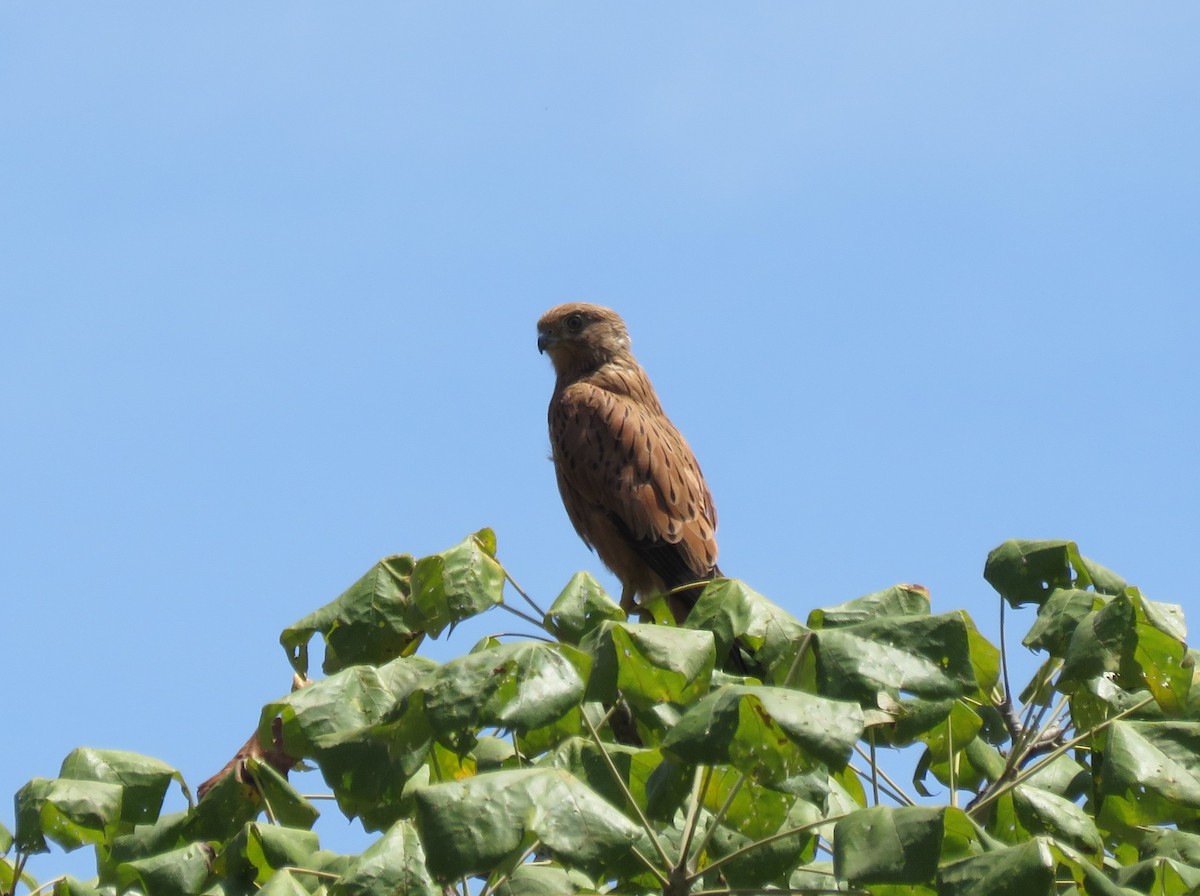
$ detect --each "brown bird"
[537,302,721,625]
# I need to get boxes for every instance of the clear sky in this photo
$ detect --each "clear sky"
[3,3,1198,881]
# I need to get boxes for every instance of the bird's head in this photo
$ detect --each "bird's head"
[537,302,632,376]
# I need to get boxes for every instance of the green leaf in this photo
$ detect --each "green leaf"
[686,578,808,672]
[332,819,437,896]
[281,554,422,676]
[413,768,646,880]
[1023,588,1101,658]
[545,572,624,644]
[913,700,985,795]
[245,756,319,830]
[809,584,931,628]
[984,540,1086,609]
[58,748,180,827]
[1115,857,1200,895]
[811,612,977,737]
[1012,785,1102,856]
[217,822,320,886]
[540,738,662,819]
[103,810,190,871]
[51,879,106,896]
[117,842,214,896]
[256,869,315,896]
[662,685,864,784]
[262,655,437,828]
[407,529,506,637]
[491,863,595,895]
[1060,594,1136,689]
[183,765,262,844]
[265,656,435,758]
[585,622,713,710]
[1098,720,1200,829]
[14,777,124,852]
[937,837,1056,896]
[835,806,950,884]
[423,641,587,752]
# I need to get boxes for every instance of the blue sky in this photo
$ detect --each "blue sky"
[3,3,1198,880]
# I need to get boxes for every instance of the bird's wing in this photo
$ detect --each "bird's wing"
[550,380,718,587]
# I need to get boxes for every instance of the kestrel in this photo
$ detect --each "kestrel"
[537,302,721,624]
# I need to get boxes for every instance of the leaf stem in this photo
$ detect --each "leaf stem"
[497,601,545,630]
[498,562,548,620]
[691,769,748,864]
[688,813,849,883]
[677,764,711,872]
[580,711,674,870]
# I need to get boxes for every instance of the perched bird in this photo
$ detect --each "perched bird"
[537,302,721,625]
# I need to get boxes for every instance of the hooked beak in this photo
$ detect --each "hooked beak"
[537,331,557,354]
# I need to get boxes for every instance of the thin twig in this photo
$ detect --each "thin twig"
[968,694,1153,816]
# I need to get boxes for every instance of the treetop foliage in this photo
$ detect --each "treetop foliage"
[4,532,1198,896]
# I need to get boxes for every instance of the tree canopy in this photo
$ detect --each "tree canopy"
[4,531,1198,896]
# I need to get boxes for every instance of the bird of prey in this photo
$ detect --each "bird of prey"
[537,302,721,625]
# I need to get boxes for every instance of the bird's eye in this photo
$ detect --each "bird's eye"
[565,313,584,332]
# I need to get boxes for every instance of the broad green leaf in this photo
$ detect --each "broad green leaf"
[103,810,190,872]
[515,703,589,756]
[256,869,314,896]
[585,622,713,710]
[492,863,595,895]
[281,554,421,676]
[261,656,436,828]
[811,612,976,740]
[545,572,624,644]
[809,584,931,629]
[706,765,796,839]
[541,738,662,818]
[1114,857,1200,896]
[423,641,587,752]
[985,540,1083,608]
[1098,720,1200,829]
[332,819,437,896]
[183,765,261,844]
[961,611,1001,697]
[1024,589,1102,657]
[662,685,863,784]
[264,656,434,757]
[1060,595,1136,688]
[835,806,941,884]
[51,879,106,896]
[58,748,180,827]
[413,768,646,880]
[217,823,320,886]
[706,796,820,887]
[687,578,808,672]
[1012,785,1102,856]
[14,777,123,852]
[937,837,1056,896]
[1127,589,1192,713]
[407,529,506,637]
[1142,829,1200,866]
[117,842,214,896]
[245,756,319,830]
